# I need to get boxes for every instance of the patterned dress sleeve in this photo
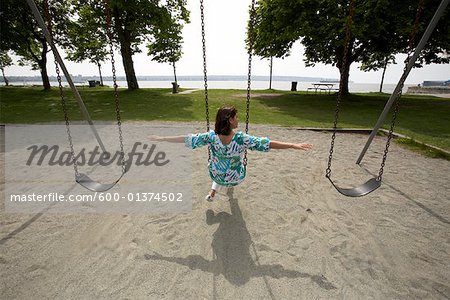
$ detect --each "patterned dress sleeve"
[242,133,270,152]
[185,131,214,149]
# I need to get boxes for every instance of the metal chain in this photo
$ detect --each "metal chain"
[377,0,424,181]
[409,0,425,49]
[200,0,256,166]
[199,0,211,162]
[327,0,424,181]
[47,0,126,177]
[55,59,80,177]
[243,0,257,167]
[105,0,126,173]
[325,0,355,179]
[44,0,79,177]
[377,80,402,180]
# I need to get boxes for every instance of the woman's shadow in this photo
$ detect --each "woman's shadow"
[144,188,335,289]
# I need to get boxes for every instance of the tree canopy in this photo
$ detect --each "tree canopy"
[73,0,189,90]
[61,4,109,85]
[252,0,450,94]
[0,0,70,89]
[0,51,13,85]
[147,18,184,85]
[147,23,184,65]
[63,5,108,66]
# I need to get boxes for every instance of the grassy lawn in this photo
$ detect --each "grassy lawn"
[1,86,449,153]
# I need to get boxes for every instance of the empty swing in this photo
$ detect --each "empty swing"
[26,0,129,192]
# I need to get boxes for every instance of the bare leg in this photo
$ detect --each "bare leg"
[210,181,219,197]
[205,181,219,201]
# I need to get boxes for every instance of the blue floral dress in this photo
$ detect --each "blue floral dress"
[185,130,270,186]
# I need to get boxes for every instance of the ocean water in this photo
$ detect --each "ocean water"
[3,80,413,94]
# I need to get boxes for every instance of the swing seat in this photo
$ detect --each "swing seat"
[76,173,125,192]
[327,177,381,197]
[76,162,130,192]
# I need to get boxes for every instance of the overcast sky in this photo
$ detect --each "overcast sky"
[7,0,450,84]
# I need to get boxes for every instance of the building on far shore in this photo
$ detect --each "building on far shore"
[421,80,450,87]
[407,79,450,94]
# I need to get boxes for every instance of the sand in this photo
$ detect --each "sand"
[1,122,449,299]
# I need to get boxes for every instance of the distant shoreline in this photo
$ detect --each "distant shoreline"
[0,80,421,94]
[0,75,341,83]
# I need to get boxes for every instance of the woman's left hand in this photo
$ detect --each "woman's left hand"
[291,143,313,150]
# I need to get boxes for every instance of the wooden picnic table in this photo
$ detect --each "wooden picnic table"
[307,83,339,94]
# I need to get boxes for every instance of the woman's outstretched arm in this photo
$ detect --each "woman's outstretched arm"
[148,135,185,143]
[149,133,212,150]
[270,140,313,150]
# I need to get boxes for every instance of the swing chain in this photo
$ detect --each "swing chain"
[243,0,257,167]
[378,0,423,181]
[47,0,126,177]
[409,0,425,49]
[105,0,126,173]
[55,58,80,177]
[200,0,255,166]
[326,0,355,179]
[199,0,211,162]
[378,82,402,180]
[44,0,80,177]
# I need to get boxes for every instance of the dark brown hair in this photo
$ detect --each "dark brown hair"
[215,106,237,135]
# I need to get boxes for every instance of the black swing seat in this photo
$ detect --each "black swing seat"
[327,177,381,197]
[76,162,130,192]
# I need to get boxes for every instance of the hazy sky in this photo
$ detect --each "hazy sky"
[7,0,450,84]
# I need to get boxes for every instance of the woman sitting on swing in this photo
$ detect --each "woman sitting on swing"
[149,106,313,201]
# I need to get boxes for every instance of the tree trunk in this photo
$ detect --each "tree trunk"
[120,42,139,90]
[1,68,9,86]
[338,63,350,95]
[113,8,139,90]
[172,61,177,85]
[379,58,388,93]
[40,65,51,90]
[39,41,51,90]
[98,63,104,86]
[269,56,273,90]
[337,41,353,96]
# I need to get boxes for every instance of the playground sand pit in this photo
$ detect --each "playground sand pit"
[1,122,449,298]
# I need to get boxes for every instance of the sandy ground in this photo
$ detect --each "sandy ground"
[1,122,449,299]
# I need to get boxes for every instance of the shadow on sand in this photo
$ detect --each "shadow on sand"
[144,188,336,292]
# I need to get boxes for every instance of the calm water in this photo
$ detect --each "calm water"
[4,80,413,93]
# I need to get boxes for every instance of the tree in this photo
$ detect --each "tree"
[75,0,189,91]
[251,0,296,90]
[0,0,71,90]
[1,0,48,89]
[252,0,450,95]
[359,0,449,92]
[0,51,13,86]
[268,56,273,90]
[251,0,299,59]
[62,5,109,86]
[147,21,184,88]
[360,54,396,93]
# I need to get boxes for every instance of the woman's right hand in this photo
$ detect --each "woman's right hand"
[148,135,163,141]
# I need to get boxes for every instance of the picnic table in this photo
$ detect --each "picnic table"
[307,83,339,94]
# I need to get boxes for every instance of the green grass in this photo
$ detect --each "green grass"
[1,86,450,153]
